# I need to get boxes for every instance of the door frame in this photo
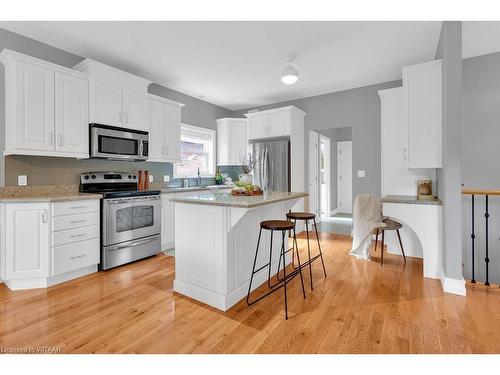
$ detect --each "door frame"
[308,131,320,221]
[337,141,353,214]
[319,135,331,218]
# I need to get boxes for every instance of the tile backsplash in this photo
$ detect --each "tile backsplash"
[4,155,243,187]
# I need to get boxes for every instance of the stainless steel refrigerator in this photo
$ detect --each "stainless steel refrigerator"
[249,137,291,192]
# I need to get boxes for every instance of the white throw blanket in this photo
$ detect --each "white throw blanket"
[349,193,386,260]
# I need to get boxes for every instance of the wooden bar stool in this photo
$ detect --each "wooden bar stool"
[374,218,407,266]
[286,212,327,291]
[246,220,306,320]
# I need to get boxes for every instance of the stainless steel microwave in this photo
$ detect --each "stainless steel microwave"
[89,124,149,161]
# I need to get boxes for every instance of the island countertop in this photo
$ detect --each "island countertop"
[170,191,308,208]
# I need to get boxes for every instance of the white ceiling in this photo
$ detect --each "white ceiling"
[1,21,495,111]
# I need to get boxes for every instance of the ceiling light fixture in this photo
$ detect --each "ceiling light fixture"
[281,54,299,85]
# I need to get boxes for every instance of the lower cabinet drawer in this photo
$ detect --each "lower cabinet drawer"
[52,200,100,217]
[52,238,100,276]
[52,212,99,232]
[52,225,99,247]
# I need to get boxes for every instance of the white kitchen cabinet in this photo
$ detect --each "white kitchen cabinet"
[5,203,50,280]
[247,114,268,140]
[12,59,55,152]
[0,199,100,290]
[148,94,184,162]
[379,87,436,197]
[0,49,90,158]
[74,58,152,132]
[246,107,294,140]
[266,110,289,137]
[164,102,182,160]
[123,87,149,131]
[403,60,442,169]
[161,194,175,250]
[216,118,248,165]
[91,80,123,127]
[55,71,89,155]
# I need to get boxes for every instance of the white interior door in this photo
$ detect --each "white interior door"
[308,131,319,218]
[337,141,353,214]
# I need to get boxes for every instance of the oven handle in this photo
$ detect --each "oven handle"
[134,195,161,202]
[105,198,134,205]
[106,236,160,252]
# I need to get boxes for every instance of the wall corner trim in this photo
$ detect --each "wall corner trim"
[441,275,466,296]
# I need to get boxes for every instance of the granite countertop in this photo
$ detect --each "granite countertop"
[382,195,442,206]
[0,192,103,203]
[160,185,232,194]
[171,191,308,208]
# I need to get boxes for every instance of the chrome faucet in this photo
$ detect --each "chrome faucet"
[197,168,201,186]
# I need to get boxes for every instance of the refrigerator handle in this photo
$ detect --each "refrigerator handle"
[262,147,268,191]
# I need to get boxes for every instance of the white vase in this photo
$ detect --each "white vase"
[239,174,253,185]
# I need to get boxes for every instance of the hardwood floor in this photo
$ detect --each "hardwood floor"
[1,231,500,354]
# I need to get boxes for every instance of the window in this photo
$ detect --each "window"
[174,124,215,178]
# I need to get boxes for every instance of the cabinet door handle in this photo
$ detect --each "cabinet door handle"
[70,205,87,210]
[70,233,87,238]
[70,254,87,260]
[403,147,407,161]
[69,219,87,224]
[165,145,169,156]
[48,132,54,145]
[42,209,48,223]
[58,134,64,146]
[118,112,122,123]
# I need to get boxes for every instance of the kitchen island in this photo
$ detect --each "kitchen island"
[171,191,307,311]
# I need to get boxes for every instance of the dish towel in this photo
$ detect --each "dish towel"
[349,193,386,260]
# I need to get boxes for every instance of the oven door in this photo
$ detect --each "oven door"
[91,126,147,161]
[102,195,161,246]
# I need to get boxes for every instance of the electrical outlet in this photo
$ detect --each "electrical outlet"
[163,175,170,182]
[149,174,154,183]
[18,175,28,186]
[357,170,366,178]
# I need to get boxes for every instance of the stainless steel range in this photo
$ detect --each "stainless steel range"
[80,172,161,270]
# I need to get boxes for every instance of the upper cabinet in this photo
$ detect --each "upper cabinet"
[148,94,184,162]
[91,80,123,127]
[0,49,89,158]
[55,71,89,155]
[246,107,298,140]
[73,58,151,132]
[403,60,442,169]
[216,118,247,165]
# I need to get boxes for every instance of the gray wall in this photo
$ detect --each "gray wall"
[317,127,352,211]
[435,22,463,281]
[461,51,500,284]
[234,80,402,203]
[0,27,232,186]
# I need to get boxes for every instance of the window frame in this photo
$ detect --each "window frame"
[173,123,216,178]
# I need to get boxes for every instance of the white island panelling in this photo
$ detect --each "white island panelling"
[172,191,307,311]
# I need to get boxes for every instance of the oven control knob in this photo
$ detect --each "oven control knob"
[133,175,137,179]
[91,175,96,180]
[128,175,132,179]
[84,175,90,180]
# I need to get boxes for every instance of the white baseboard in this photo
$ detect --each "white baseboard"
[330,208,339,216]
[441,276,466,296]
